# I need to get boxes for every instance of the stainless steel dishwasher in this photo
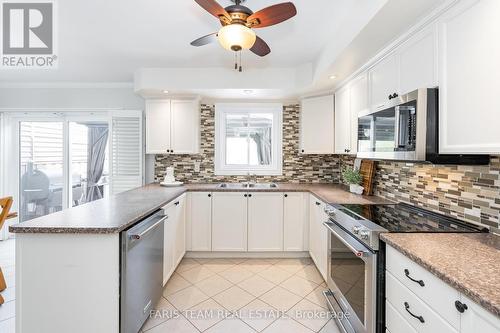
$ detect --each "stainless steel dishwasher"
[121,209,166,333]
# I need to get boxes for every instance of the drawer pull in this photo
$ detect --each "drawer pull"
[404,269,425,287]
[404,302,425,323]
[455,301,468,313]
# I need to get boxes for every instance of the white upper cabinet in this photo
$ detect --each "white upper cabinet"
[367,26,437,111]
[146,100,171,154]
[438,0,500,154]
[145,99,200,155]
[300,95,335,154]
[349,73,368,154]
[170,100,200,154]
[369,53,399,111]
[334,86,351,154]
[335,73,368,155]
[247,193,284,252]
[399,25,438,95]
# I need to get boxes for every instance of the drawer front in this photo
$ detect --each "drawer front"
[386,271,458,333]
[386,300,417,333]
[386,245,460,329]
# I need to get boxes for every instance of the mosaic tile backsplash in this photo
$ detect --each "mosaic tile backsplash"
[154,104,339,184]
[372,157,500,233]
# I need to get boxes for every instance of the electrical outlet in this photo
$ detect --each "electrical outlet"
[194,161,201,173]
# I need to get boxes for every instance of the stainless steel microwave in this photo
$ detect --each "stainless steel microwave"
[356,88,489,165]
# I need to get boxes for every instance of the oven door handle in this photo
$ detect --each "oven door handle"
[323,222,370,258]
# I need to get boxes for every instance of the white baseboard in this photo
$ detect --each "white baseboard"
[185,251,310,259]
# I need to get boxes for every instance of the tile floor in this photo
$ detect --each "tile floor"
[142,257,341,333]
[0,241,341,333]
[0,238,15,333]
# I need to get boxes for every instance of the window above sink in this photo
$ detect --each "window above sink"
[214,103,283,176]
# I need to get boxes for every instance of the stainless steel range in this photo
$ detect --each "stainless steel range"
[321,203,487,333]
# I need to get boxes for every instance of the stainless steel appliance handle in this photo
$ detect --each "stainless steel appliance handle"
[130,215,168,240]
[323,222,369,257]
[394,106,400,149]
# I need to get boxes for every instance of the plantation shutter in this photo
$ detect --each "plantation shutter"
[110,111,143,194]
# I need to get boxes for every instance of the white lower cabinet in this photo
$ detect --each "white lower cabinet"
[308,195,328,281]
[211,192,248,251]
[187,192,212,251]
[162,195,186,286]
[283,192,308,251]
[386,244,500,333]
[460,294,500,333]
[248,193,284,252]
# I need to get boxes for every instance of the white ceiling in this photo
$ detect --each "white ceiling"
[0,0,386,83]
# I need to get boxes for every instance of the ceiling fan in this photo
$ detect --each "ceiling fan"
[190,0,297,71]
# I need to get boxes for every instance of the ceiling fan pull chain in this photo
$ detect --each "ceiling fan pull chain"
[239,51,242,72]
[234,52,238,70]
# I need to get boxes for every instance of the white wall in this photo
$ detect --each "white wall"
[0,87,144,110]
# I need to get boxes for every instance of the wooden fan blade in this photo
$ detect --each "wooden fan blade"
[190,33,218,46]
[194,0,231,21]
[247,2,297,28]
[250,36,271,57]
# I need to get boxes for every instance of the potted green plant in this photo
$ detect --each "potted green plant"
[342,167,364,195]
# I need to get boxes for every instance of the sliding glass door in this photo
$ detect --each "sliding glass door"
[15,115,109,222]
[69,122,109,207]
[0,110,142,239]
[19,121,64,222]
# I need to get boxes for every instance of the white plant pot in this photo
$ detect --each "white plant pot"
[350,184,364,195]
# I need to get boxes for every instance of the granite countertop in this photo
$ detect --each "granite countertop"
[10,182,390,234]
[381,233,500,317]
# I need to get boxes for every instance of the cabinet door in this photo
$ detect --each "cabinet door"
[309,196,323,270]
[369,53,399,111]
[335,87,351,154]
[398,25,437,95]
[248,193,284,251]
[163,205,176,285]
[211,192,248,252]
[284,193,308,251]
[460,294,500,333]
[349,73,368,155]
[438,0,500,154]
[300,95,335,154]
[187,192,212,251]
[171,100,200,154]
[317,203,329,281]
[173,194,186,265]
[146,100,171,154]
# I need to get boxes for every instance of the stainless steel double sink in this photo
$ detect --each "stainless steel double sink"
[217,182,279,189]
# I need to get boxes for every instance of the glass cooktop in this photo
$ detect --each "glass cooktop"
[339,203,488,233]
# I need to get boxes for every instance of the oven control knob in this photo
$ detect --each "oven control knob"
[359,230,370,240]
[324,206,336,215]
[352,226,362,234]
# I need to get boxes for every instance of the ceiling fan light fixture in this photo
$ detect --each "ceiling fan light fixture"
[217,24,256,51]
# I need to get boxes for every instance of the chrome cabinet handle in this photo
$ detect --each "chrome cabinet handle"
[404,269,425,287]
[404,302,425,323]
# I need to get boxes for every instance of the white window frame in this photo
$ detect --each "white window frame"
[215,103,283,176]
